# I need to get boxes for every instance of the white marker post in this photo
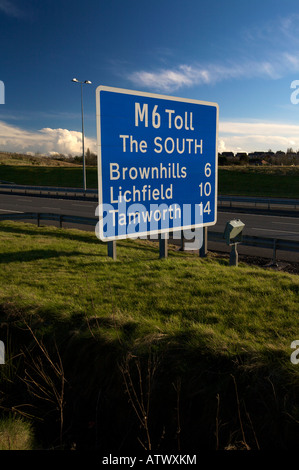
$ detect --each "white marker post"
[0,341,4,365]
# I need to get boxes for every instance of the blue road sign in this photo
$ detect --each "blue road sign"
[96,86,218,241]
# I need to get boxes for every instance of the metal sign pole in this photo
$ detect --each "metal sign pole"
[108,241,117,260]
[159,234,168,259]
[199,227,208,257]
[230,243,238,266]
[180,230,185,251]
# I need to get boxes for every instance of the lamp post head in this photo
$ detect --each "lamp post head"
[71,78,91,84]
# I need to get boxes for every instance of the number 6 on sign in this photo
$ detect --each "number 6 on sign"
[205,163,211,177]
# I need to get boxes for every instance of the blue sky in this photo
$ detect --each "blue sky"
[1,0,299,155]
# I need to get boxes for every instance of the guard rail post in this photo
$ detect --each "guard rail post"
[271,239,278,267]
[159,234,168,259]
[230,243,239,267]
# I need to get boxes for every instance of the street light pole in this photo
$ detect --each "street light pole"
[71,78,92,191]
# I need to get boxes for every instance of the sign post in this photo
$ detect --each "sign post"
[96,86,218,256]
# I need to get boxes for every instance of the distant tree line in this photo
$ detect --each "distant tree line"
[2,147,299,167]
[52,147,299,167]
[66,147,299,167]
[218,148,299,166]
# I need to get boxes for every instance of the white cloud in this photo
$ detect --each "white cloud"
[0,121,97,156]
[129,66,204,93]
[0,0,25,18]
[0,118,297,158]
[128,12,299,94]
[219,120,299,153]
[128,56,288,93]
[220,121,299,136]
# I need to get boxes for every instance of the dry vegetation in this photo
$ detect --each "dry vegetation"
[0,151,80,167]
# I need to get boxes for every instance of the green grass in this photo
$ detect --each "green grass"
[0,152,79,167]
[0,165,98,188]
[218,166,299,198]
[0,221,298,357]
[0,221,299,450]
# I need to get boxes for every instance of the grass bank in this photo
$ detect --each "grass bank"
[0,152,79,167]
[218,166,299,198]
[0,221,299,451]
[0,165,98,188]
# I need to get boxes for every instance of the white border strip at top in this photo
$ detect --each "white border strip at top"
[95,86,219,241]
[96,85,219,108]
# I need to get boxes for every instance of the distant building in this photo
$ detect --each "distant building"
[221,151,235,158]
[248,151,266,160]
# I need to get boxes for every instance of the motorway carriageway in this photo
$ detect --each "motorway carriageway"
[0,194,298,263]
